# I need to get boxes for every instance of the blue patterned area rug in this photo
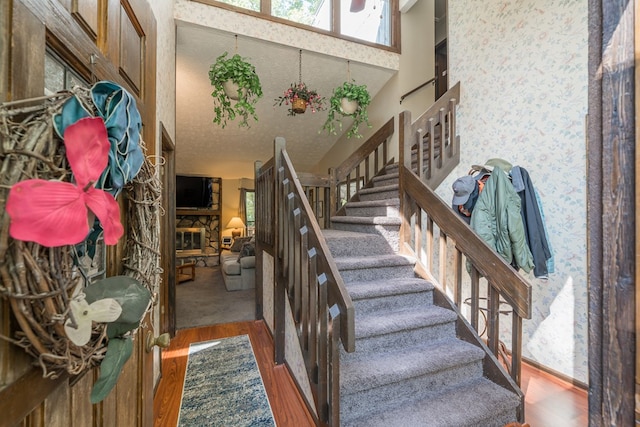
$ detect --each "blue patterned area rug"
[178,334,276,426]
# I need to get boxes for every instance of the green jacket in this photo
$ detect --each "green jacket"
[470,170,534,273]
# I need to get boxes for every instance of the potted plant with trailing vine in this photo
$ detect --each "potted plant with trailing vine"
[274,82,325,116]
[208,52,263,128]
[322,80,371,139]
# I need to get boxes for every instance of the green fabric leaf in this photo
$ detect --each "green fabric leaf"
[84,276,151,325]
[90,336,133,403]
[106,321,140,339]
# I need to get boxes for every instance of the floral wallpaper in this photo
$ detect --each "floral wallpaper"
[440,0,589,382]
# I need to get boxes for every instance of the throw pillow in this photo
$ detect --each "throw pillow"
[229,236,251,252]
[237,242,255,262]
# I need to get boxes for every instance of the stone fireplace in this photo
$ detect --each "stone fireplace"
[176,213,220,266]
[176,227,206,255]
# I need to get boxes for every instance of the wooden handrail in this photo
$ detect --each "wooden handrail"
[399,76,436,104]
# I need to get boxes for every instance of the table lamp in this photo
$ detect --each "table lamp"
[226,216,246,238]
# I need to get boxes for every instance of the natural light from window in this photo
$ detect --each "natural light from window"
[215,0,392,46]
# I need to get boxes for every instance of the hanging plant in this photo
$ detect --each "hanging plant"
[274,49,325,116]
[322,80,372,139]
[208,51,263,128]
[274,82,325,116]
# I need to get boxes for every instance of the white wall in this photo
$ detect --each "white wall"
[147,0,176,387]
[315,0,437,173]
[149,1,176,153]
[443,0,588,382]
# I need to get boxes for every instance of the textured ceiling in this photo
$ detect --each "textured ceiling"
[175,23,396,179]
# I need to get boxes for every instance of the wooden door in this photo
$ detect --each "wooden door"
[434,39,447,99]
[0,0,157,425]
[161,123,177,337]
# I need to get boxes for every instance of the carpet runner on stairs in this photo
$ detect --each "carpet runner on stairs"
[322,163,520,427]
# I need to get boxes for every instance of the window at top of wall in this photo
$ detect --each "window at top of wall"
[216,0,260,11]
[272,0,330,31]
[340,0,391,46]
[213,0,394,48]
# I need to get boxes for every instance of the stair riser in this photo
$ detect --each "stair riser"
[338,264,415,282]
[340,361,484,424]
[331,223,399,251]
[344,321,456,359]
[358,189,399,201]
[344,205,399,217]
[324,235,395,257]
[371,177,398,188]
[351,291,434,317]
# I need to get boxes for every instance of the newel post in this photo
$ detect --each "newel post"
[273,137,286,364]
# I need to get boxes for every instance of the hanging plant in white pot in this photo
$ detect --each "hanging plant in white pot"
[322,80,372,139]
[208,51,263,128]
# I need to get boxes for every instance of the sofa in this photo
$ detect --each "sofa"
[220,237,256,291]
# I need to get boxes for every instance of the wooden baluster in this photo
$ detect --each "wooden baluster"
[512,312,523,386]
[317,273,329,422]
[427,118,435,179]
[417,127,425,180]
[300,226,310,352]
[438,107,446,168]
[328,304,341,427]
[439,231,447,292]
[426,217,434,272]
[487,283,500,357]
[449,97,458,158]
[308,247,319,380]
[454,247,462,308]
[470,266,480,331]
[292,207,302,322]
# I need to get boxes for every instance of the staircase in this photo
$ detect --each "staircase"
[323,164,521,427]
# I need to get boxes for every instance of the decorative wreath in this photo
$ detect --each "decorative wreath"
[0,82,161,403]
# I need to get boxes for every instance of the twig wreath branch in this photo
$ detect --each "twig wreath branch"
[0,84,161,389]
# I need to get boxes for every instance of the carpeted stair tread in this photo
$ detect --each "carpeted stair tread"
[322,229,395,256]
[372,170,399,182]
[341,339,485,394]
[343,198,400,208]
[334,254,414,271]
[344,377,520,427]
[346,277,434,299]
[354,305,457,339]
[330,215,401,225]
[358,183,398,195]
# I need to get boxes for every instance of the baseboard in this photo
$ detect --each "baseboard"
[522,356,588,390]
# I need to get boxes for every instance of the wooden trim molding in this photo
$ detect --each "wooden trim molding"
[588,0,636,425]
[0,369,69,425]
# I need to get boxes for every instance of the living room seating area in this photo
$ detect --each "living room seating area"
[220,236,256,291]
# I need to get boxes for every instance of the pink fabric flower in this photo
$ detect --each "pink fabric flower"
[6,117,124,247]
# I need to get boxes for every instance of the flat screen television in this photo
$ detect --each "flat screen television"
[176,175,213,208]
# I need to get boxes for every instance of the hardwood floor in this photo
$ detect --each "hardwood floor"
[520,362,588,426]
[153,320,316,427]
[153,321,587,426]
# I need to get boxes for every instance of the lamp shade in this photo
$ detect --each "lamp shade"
[226,216,245,230]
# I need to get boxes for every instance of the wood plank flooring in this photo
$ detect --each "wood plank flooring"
[153,321,316,427]
[153,321,588,426]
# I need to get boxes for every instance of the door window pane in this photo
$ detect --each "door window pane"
[44,51,88,95]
